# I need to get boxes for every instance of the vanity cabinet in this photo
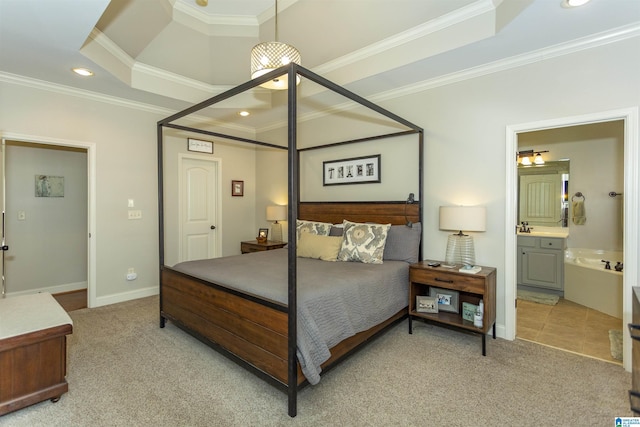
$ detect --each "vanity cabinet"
[517,235,565,291]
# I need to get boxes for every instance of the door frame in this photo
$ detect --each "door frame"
[1,132,97,307]
[178,153,222,262]
[505,107,639,372]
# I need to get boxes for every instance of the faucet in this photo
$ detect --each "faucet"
[615,262,623,272]
[519,222,532,233]
[602,260,611,270]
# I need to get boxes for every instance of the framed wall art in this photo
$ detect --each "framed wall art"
[187,138,213,154]
[35,175,64,197]
[231,180,244,197]
[323,154,381,186]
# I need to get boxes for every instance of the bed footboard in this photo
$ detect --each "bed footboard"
[161,267,291,386]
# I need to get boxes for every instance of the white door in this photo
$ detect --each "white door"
[179,155,220,262]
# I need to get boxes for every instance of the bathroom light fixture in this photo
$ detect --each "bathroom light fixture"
[266,205,287,242]
[439,206,486,269]
[517,150,533,165]
[250,0,301,90]
[562,0,591,8]
[72,67,94,77]
[534,152,545,165]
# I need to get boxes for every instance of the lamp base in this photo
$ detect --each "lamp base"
[271,222,283,242]
[444,233,476,267]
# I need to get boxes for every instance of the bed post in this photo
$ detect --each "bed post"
[287,64,299,418]
[157,123,166,328]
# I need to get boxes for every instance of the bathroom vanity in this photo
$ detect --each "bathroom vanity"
[517,234,566,292]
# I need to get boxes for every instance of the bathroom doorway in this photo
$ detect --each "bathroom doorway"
[504,107,639,372]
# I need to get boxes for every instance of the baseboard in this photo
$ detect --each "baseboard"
[93,286,158,308]
[4,281,87,298]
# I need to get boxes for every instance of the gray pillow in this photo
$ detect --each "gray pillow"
[383,222,421,263]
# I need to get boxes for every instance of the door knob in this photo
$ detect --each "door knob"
[210,225,216,230]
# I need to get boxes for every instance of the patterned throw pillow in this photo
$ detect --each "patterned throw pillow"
[337,220,391,264]
[296,220,333,241]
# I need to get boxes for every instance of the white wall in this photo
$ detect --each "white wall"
[0,83,162,304]
[256,35,640,335]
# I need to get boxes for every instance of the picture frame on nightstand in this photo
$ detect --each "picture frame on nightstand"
[416,296,438,313]
[462,302,479,322]
[429,287,459,313]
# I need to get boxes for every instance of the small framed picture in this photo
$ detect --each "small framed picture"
[416,296,438,313]
[429,287,459,313]
[231,180,244,197]
[187,138,213,154]
[258,228,269,239]
[462,302,478,322]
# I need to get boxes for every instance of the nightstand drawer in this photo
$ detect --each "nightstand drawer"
[410,269,485,294]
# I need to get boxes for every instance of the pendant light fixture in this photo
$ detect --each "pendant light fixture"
[250,0,301,90]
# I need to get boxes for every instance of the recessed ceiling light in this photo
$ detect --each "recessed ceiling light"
[195,0,208,6]
[562,0,591,8]
[72,67,94,77]
[238,111,250,117]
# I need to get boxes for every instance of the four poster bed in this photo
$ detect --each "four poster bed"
[157,64,423,417]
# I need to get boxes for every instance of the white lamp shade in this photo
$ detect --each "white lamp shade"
[439,206,486,232]
[266,205,287,222]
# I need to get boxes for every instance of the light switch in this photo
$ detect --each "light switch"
[17,211,26,221]
[128,199,135,208]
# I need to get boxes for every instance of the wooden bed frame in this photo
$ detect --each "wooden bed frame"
[159,203,420,402]
[158,64,423,417]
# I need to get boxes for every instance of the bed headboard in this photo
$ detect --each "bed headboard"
[298,201,420,226]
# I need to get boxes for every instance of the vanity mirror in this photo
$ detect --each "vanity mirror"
[518,160,570,228]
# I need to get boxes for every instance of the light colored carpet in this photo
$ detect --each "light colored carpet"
[610,329,623,361]
[517,289,560,305]
[1,295,631,426]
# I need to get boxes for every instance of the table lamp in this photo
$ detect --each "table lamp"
[266,205,287,242]
[439,206,486,269]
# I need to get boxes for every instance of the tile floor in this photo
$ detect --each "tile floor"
[517,297,623,364]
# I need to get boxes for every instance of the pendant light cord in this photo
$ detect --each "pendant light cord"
[275,0,279,42]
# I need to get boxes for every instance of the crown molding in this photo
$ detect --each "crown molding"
[372,22,640,103]
[0,71,256,135]
[315,0,497,75]
[257,23,640,134]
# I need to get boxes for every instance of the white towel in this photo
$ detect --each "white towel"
[572,200,586,225]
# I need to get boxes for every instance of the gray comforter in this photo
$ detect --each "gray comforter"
[171,248,409,384]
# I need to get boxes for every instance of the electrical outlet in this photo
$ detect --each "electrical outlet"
[127,210,142,220]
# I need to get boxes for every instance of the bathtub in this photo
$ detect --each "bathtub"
[564,248,623,319]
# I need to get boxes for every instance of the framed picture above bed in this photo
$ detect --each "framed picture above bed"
[323,154,381,186]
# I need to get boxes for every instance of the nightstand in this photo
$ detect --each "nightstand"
[240,240,286,254]
[408,261,496,355]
